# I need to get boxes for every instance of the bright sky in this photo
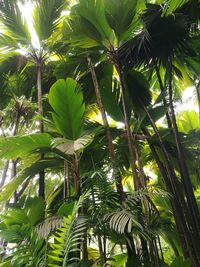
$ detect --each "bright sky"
[19,1,40,48]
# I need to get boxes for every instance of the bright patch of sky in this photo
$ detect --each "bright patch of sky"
[18,1,40,48]
[177,86,198,112]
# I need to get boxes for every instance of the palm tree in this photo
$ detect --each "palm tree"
[118,2,200,265]
[0,1,199,266]
[0,0,68,198]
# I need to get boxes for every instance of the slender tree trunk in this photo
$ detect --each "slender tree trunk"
[115,63,140,188]
[195,80,200,121]
[64,160,70,198]
[37,61,45,199]
[141,122,200,265]
[115,62,150,264]
[37,61,44,133]
[73,155,81,197]
[12,111,21,202]
[88,57,125,202]
[0,160,9,188]
[154,61,172,129]
[168,63,200,246]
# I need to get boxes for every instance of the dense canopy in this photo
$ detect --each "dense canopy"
[0,0,199,266]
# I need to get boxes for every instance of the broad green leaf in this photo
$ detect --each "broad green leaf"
[63,15,102,48]
[0,159,61,203]
[104,0,137,42]
[0,0,31,44]
[25,197,45,225]
[72,0,113,48]
[170,256,192,267]
[33,0,67,41]
[125,70,151,111]
[162,0,190,16]
[100,66,124,122]
[57,201,75,217]
[49,78,85,140]
[52,133,94,155]
[0,133,51,159]
[141,105,169,127]
[176,110,199,133]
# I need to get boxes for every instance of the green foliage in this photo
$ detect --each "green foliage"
[170,256,192,267]
[125,69,151,110]
[48,191,89,266]
[104,0,137,42]
[73,0,113,48]
[33,0,67,41]
[0,0,199,266]
[0,0,31,45]
[0,159,62,204]
[0,133,51,159]
[100,65,124,122]
[49,78,85,140]
[0,197,45,266]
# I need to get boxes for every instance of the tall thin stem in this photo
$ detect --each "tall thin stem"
[36,59,45,199]
[88,57,125,202]
[168,62,200,242]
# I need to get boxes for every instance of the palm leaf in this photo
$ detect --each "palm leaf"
[104,0,138,42]
[49,78,85,140]
[0,133,51,159]
[32,0,67,41]
[48,191,90,266]
[0,159,62,203]
[162,0,190,16]
[62,15,102,48]
[51,133,94,155]
[72,0,113,48]
[0,0,31,44]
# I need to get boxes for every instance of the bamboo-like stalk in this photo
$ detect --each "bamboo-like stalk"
[36,60,45,199]
[168,62,200,259]
[195,80,200,121]
[141,111,200,265]
[114,61,151,263]
[115,63,140,190]
[88,57,125,202]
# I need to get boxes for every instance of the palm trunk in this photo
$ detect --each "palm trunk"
[195,80,200,121]
[153,61,172,129]
[115,62,150,263]
[12,111,20,202]
[37,61,44,133]
[168,62,200,242]
[73,155,81,197]
[37,61,45,199]
[88,57,125,202]
[64,160,70,199]
[141,118,200,265]
[115,63,140,189]
[142,128,193,259]
[0,160,9,188]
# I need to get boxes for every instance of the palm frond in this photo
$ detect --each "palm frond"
[49,78,85,140]
[0,133,51,159]
[36,216,64,239]
[51,133,94,155]
[48,191,90,266]
[0,0,31,44]
[162,0,190,16]
[32,0,68,41]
